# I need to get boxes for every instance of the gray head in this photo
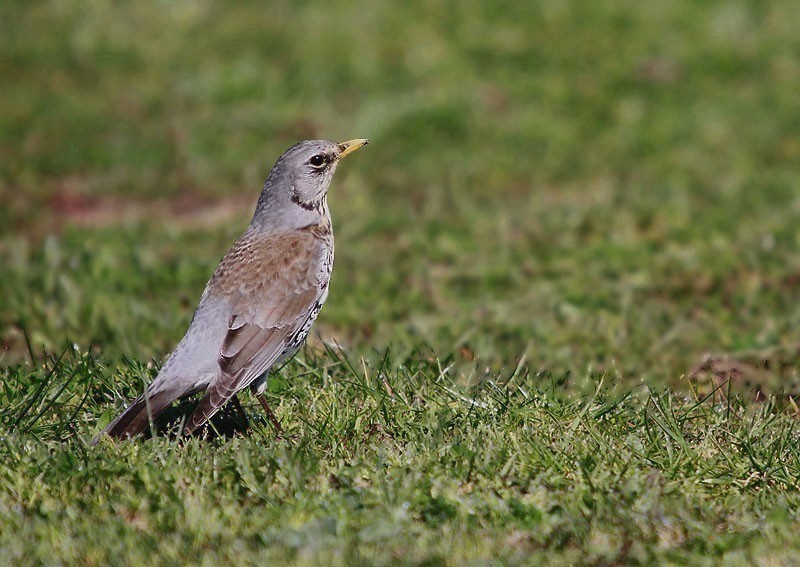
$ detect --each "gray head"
[252,138,369,230]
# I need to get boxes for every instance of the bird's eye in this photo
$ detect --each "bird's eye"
[309,154,327,168]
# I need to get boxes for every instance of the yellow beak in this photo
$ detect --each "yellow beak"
[336,138,370,160]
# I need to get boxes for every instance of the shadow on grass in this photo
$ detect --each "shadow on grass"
[139,395,252,442]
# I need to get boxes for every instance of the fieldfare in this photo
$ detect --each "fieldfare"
[93,138,369,443]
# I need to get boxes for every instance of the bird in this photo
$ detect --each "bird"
[92,138,369,444]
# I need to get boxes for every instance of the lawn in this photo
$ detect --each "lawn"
[2,1,800,564]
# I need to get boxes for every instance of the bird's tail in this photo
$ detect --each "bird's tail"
[90,389,176,446]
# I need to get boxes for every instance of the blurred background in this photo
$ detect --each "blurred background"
[2,1,799,391]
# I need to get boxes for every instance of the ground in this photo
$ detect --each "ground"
[2,1,800,564]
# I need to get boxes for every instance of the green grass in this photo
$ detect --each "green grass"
[4,347,800,564]
[2,0,800,563]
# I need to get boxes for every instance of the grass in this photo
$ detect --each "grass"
[2,0,800,563]
[4,346,800,564]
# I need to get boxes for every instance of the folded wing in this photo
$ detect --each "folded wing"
[185,230,326,433]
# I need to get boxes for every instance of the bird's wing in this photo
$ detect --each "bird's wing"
[185,230,326,431]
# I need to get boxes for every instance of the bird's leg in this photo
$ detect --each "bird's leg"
[255,392,284,436]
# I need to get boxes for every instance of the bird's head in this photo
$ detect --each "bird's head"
[253,138,369,228]
[278,138,369,209]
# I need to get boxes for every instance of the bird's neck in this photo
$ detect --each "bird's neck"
[250,193,331,234]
